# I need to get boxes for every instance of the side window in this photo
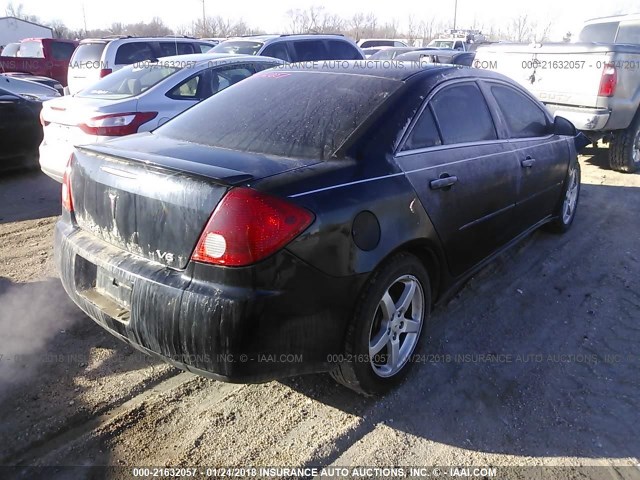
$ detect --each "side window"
[261,43,291,62]
[326,40,361,60]
[198,43,213,53]
[430,83,497,144]
[158,42,195,56]
[292,40,328,62]
[491,85,548,138]
[209,66,254,96]
[167,74,203,99]
[402,107,442,151]
[115,42,155,64]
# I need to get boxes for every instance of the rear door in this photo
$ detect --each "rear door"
[395,80,521,276]
[483,81,568,231]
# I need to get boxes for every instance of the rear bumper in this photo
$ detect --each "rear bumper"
[55,220,365,382]
[545,104,611,131]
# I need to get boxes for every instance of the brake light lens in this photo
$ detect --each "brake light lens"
[78,111,158,136]
[192,187,314,267]
[99,68,112,78]
[62,154,74,212]
[598,63,617,97]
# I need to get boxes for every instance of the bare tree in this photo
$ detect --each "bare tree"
[508,14,533,43]
[533,21,553,43]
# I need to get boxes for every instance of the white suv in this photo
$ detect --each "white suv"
[67,37,214,95]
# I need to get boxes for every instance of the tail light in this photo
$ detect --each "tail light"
[192,187,314,267]
[78,111,158,136]
[99,68,112,78]
[598,63,617,97]
[62,154,74,213]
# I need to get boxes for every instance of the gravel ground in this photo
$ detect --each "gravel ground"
[0,148,639,479]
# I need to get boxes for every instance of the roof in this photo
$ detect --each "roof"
[278,60,455,81]
[584,13,640,24]
[154,52,285,66]
[0,16,53,32]
[79,36,212,44]
[223,34,348,43]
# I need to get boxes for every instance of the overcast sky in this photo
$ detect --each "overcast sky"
[9,0,640,39]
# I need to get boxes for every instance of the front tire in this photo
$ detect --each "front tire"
[544,161,581,233]
[331,253,431,396]
[609,111,640,173]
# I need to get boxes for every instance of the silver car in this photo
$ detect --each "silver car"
[39,53,283,182]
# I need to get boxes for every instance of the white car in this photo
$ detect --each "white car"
[67,37,215,95]
[40,53,283,182]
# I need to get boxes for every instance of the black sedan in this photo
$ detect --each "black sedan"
[55,62,583,395]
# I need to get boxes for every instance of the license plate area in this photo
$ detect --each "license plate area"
[75,255,132,324]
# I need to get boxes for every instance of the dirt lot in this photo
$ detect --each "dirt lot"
[0,148,639,478]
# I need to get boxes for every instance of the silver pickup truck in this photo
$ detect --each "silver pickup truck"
[473,14,640,172]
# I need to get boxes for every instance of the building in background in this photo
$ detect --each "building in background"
[0,17,53,50]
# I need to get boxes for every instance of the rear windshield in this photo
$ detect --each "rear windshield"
[1,43,20,57]
[77,64,179,99]
[71,43,107,65]
[211,41,263,55]
[616,21,640,44]
[156,71,401,160]
[579,22,619,43]
[429,40,455,48]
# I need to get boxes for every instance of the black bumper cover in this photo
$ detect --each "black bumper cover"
[55,220,366,383]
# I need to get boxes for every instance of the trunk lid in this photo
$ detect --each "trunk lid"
[69,133,320,269]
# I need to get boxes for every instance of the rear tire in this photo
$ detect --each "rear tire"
[331,253,431,396]
[609,111,640,173]
[544,161,581,233]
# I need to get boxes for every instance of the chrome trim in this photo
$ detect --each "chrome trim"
[289,138,568,198]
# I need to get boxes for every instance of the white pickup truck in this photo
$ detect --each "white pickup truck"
[473,14,640,172]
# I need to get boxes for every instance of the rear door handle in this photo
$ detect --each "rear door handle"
[430,175,458,190]
[521,157,536,168]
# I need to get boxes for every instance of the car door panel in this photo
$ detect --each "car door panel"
[482,81,570,231]
[396,143,520,277]
[510,137,569,229]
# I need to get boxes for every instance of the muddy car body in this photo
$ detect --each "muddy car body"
[55,62,583,395]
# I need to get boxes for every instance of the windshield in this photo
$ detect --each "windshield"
[77,64,179,99]
[428,40,455,48]
[211,41,263,55]
[156,70,401,160]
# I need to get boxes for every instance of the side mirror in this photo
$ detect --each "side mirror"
[553,116,577,136]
